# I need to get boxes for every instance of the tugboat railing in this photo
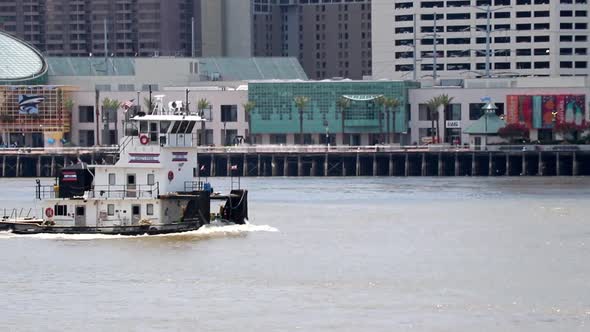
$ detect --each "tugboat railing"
[184,181,204,192]
[89,183,160,199]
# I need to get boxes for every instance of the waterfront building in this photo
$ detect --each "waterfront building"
[252,0,373,80]
[45,56,306,147]
[408,77,590,147]
[372,0,590,80]
[248,80,419,145]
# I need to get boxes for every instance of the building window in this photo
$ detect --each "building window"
[224,129,238,146]
[418,104,434,121]
[147,173,155,185]
[271,134,287,144]
[107,204,115,216]
[445,104,462,121]
[220,105,238,122]
[78,106,94,123]
[108,173,116,185]
[146,204,154,215]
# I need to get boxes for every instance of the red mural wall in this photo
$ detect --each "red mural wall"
[506,94,586,129]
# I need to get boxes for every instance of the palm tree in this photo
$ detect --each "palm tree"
[243,101,255,144]
[435,94,454,143]
[197,98,211,146]
[336,97,351,145]
[374,96,386,143]
[426,97,441,144]
[101,97,121,145]
[294,96,309,145]
[385,97,401,144]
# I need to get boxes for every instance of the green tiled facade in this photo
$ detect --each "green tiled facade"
[249,81,419,134]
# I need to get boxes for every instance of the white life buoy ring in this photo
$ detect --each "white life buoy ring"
[139,135,150,145]
[45,207,54,218]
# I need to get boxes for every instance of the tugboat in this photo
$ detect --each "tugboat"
[1,96,248,235]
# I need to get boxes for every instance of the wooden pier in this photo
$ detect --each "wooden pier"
[1,145,589,177]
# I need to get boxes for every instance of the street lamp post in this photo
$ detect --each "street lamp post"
[324,119,329,148]
[472,5,512,78]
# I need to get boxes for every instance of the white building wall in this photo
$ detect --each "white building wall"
[69,89,248,147]
[408,80,590,145]
[372,0,590,80]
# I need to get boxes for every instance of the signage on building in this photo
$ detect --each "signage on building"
[18,95,44,115]
[445,120,461,128]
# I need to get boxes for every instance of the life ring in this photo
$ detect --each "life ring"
[139,134,150,145]
[168,171,174,181]
[45,207,54,218]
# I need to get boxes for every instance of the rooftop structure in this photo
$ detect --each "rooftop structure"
[47,57,308,91]
[0,31,47,85]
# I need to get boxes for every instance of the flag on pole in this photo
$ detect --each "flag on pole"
[200,165,205,171]
[123,99,135,112]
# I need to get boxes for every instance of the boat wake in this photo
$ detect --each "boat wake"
[0,222,278,241]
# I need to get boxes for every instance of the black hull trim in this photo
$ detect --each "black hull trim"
[1,222,203,236]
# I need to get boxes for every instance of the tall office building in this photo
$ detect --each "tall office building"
[372,0,590,80]
[0,0,251,57]
[252,0,372,80]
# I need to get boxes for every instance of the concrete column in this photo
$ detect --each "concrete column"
[310,158,317,177]
[388,154,394,176]
[211,155,216,177]
[537,152,543,176]
[437,153,443,177]
[471,153,476,176]
[342,157,347,176]
[556,152,561,176]
[521,153,526,176]
[488,152,493,177]
[298,156,303,177]
[372,154,378,176]
[257,154,261,177]
[16,155,20,178]
[36,156,41,177]
[505,153,510,176]
[243,155,248,177]
[356,154,361,176]
[454,153,460,176]
[573,152,579,176]
[1,156,4,177]
[283,156,289,176]
[324,154,329,176]
[271,155,277,177]
[421,153,426,176]
[404,153,409,177]
[50,156,55,178]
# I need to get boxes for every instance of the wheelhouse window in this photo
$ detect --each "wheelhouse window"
[108,173,116,185]
[107,204,115,216]
[54,205,68,216]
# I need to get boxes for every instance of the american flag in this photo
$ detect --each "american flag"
[122,99,135,112]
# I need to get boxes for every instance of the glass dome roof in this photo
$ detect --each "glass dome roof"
[0,31,46,81]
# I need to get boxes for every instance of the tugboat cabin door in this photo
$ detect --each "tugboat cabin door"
[75,206,86,227]
[127,174,136,198]
[131,205,141,225]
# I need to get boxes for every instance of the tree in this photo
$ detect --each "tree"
[101,98,120,145]
[243,101,256,144]
[375,96,386,143]
[294,96,309,145]
[554,122,589,143]
[197,98,211,146]
[336,97,351,145]
[63,98,74,111]
[498,123,530,143]
[426,97,441,144]
[385,97,401,144]
[435,94,454,143]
